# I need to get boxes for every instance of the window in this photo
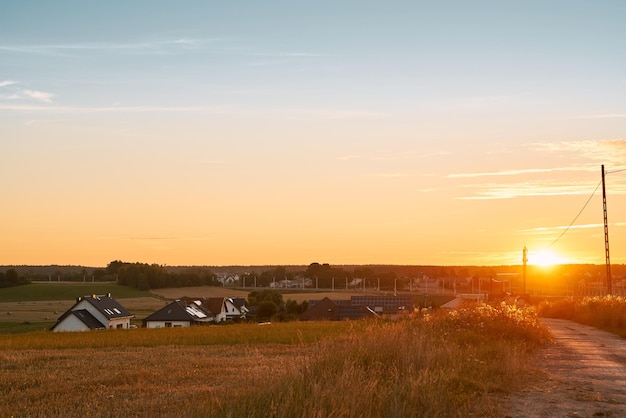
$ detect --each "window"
[165,322,172,328]
[116,324,123,329]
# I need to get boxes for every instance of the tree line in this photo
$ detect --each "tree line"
[0,269,30,288]
[107,261,219,291]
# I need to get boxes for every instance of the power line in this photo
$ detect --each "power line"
[548,180,602,249]
[606,168,626,175]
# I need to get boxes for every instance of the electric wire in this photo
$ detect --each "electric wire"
[547,180,602,249]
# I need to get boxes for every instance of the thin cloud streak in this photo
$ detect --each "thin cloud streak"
[531,140,626,168]
[0,103,383,119]
[0,38,325,59]
[457,180,604,200]
[448,166,596,178]
[576,114,626,119]
[22,89,54,103]
[521,224,603,233]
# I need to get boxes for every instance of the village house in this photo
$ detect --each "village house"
[301,295,414,321]
[143,299,213,328]
[51,293,134,332]
[299,297,380,321]
[144,297,249,328]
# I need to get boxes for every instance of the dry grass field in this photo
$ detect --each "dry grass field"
[0,304,550,418]
[1,344,309,417]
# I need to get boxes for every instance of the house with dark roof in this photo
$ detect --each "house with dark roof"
[299,297,380,321]
[197,297,249,323]
[143,299,214,328]
[144,297,249,328]
[51,294,134,332]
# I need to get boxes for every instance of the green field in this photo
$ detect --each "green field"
[0,282,151,302]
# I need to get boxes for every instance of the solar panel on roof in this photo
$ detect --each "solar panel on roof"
[186,305,207,319]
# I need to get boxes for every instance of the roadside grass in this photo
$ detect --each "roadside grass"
[0,304,550,417]
[213,303,550,418]
[538,295,626,338]
[0,282,151,302]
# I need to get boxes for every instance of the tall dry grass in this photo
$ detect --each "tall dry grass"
[538,295,626,337]
[211,303,550,418]
[0,304,549,417]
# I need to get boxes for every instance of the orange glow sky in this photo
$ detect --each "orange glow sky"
[2,2,626,267]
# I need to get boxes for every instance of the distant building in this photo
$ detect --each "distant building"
[302,295,414,321]
[51,294,134,332]
[300,297,380,321]
[144,297,249,328]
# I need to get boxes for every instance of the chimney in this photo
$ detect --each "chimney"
[106,292,111,298]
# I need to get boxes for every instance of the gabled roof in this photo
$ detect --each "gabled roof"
[336,305,379,320]
[203,297,226,315]
[229,297,248,312]
[52,309,106,331]
[300,297,380,321]
[144,299,213,323]
[81,294,134,319]
[300,297,338,321]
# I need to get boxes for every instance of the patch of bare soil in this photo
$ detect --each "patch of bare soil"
[504,318,626,417]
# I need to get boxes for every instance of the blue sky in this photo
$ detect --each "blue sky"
[2,1,626,266]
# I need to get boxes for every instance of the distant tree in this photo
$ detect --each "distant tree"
[6,268,19,285]
[248,289,284,307]
[106,260,128,276]
[0,268,29,288]
[256,300,277,320]
[285,299,308,315]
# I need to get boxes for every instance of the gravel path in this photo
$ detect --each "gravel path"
[504,318,626,417]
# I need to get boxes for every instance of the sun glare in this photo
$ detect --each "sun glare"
[529,249,565,267]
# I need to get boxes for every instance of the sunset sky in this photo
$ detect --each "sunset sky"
[2,1,626,267]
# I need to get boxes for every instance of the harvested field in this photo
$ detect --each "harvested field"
[0,344,308,417]
[0,297,165,324]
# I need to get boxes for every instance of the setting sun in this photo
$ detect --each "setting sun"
[529,249,567,267]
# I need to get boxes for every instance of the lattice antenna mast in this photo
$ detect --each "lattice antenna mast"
[602,165,612,295]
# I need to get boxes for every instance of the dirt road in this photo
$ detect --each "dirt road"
[505,318,626,417]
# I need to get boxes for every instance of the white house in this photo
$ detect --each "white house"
[51,294,134,332]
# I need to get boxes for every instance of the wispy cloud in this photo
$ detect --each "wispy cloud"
[575,113,626,119]
[453,140,626,200]
[448,166,595,179]
[0,80,17,88]
[0,37,326,60]
[22,89,54,103]
[520,223,602,234]
[0,38,224,56]
[369,173,410,178]
[531,139,626,168]
[0,103,381,120]
[457,180,604,200]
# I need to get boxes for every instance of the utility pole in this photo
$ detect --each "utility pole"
[522,246,528,295]
[602,165,612,295]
